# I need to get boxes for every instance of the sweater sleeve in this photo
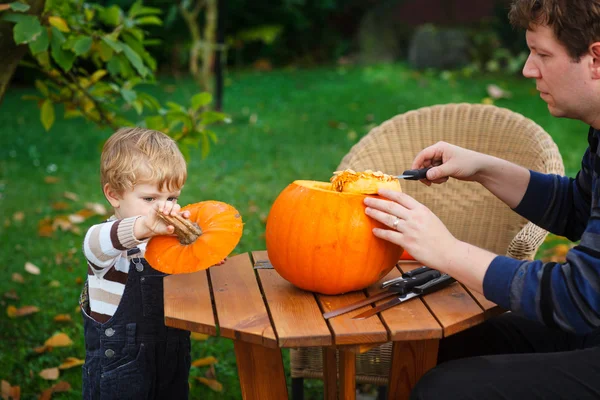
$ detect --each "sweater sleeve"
[484,132,600,334]
[513,153,592,241]
[83,216,146,276]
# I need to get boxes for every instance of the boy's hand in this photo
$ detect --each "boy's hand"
[135,201,191,240]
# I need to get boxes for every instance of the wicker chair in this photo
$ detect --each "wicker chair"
[290,103,565,398]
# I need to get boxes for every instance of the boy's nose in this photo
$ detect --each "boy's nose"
[522,54,541,79]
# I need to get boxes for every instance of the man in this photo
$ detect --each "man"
[363,1,600,398]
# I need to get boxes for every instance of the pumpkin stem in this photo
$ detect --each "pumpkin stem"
[156,212,203,245]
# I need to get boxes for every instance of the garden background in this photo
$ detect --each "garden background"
[0,0,585,398]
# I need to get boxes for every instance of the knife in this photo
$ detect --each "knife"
[351,274,456,320]
[322,269,441,320]
[397,167,432,180]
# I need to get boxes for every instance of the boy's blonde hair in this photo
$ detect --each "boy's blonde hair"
[101,127,187,195]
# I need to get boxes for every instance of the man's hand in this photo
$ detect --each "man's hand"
[364,189,459,269]
[412,141,488,186]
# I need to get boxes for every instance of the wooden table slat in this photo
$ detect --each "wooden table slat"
[399,264,485,337]
[368,266,442,341]
[252,251,332,348]
[210,253,278,348]
[164,270,216,336]
[318,291,389,346]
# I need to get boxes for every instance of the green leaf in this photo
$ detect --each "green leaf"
[13,15,43,44]
[191,92,212,111]
[48,16,69,32]
[135,16,162,26]
[201,132,210,159]
[132,100,143,115]
[106,56,121,76]
[40,99,55,131]
[98,40,114,61]
[200,110,227,125]
[35,80,49,96]
[28,27,49,55]
[129,2,162,18]
[1,12,30,23]
[121,43,147,77]
[50,27,75,71]
[121,88,137,103]
[98,5,121,26]
[72,36,93,55]
[145,115,165,130]
[205,128,218,144]
[101,36,123,53]
[137,93,161,111]
[10,2,30,12]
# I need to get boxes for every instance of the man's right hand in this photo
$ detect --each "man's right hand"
[411,141,489,186]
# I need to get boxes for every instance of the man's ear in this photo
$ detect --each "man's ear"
[590,42,600,79]
[103,184,121,208]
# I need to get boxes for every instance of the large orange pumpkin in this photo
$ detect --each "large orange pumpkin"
[145,201,243,274]
[265,170,403,295]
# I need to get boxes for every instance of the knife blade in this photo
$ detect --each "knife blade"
[351,274,456,320]
[397,167,432,180]
[322,269,441,319]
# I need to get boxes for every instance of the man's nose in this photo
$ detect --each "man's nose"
[522,54,541,79]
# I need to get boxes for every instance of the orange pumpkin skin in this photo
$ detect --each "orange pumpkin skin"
[145,201,243,274]
[265,181,403,295]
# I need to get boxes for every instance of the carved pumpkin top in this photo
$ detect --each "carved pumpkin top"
[330,169,402,194]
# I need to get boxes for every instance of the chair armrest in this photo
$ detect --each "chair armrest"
[506,222,549,261]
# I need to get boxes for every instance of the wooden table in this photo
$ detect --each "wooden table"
[164,251,503,400]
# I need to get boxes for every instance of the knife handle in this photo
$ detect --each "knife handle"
[413,274,456,294]
[386,270,441,294]
[401,167,432,180]
[402,266,433,278]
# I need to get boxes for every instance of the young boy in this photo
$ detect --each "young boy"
[80,127,192,399]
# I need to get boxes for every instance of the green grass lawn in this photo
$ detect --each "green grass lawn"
[0,62,588,399]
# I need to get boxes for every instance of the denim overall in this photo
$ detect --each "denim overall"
[80,249,191,399]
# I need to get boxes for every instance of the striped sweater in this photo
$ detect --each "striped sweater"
[484,127,600,335]
[83,216,147,322]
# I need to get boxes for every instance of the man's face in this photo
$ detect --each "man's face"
[523,24,595,121]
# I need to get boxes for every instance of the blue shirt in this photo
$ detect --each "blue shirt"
[483,127,600,334]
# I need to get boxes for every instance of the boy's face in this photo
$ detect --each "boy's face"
[107,182,181,219]
[523,24,600,123]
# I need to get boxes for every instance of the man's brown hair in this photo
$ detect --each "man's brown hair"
[509,0,600,61]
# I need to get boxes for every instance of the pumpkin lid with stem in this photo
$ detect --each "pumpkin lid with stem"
[145,201,243,274]
[330,169,402,194]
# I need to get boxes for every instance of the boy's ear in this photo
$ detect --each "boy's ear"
[103,184,122,208]
[590,42,600,79]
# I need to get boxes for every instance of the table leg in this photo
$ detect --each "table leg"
[322,347,338,400]
[339,349,356,400]
[233,340,288,400]
[387,339,439,400]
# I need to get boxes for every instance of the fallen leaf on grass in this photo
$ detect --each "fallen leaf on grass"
[4,289,19,300]
[487,84,512,100]
[51,202,70,211]
[68,214,85,224]
[53,314,72,322]
[38,218,54,237]
[1,380,21,400]
[7,305,39,318]
[25,262,41,275]
[45,333,73,348]
[85,202,107,215]
[63,192,79,201]
[49,281,60,288]
[194,377,223,392]
[58,357,84,370]
[39,367,59,380]
[191,356,218,368]
[12,273,24,283]
[38,380,71,400]
[13,212,24,222]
